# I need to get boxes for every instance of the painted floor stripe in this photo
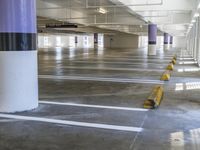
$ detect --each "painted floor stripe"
[0,114,143,132]
[73,57,170,61]
[78,55,174,60]
[41,66,165,72]
[67,61,167,66]
[76,58,172,62]
[39,75,164,85]
[39,101,148,112]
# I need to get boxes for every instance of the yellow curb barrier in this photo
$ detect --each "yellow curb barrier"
[143,86,164,109]
[171,59,176,65]
[173,55,177,60]
[160,70,171,81]
[166,63,174,71]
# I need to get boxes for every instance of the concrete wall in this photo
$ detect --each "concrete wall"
[104,33,139,49]
[174,37,186,49]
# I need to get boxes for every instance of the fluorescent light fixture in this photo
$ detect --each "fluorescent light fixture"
[198,3,200,9]
[194,13,200,18]
[98,8,108,14]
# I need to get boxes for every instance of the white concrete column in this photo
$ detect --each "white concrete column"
[0,0,38,112]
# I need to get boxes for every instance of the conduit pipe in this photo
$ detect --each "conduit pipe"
[37,0,163,9]
[86,0,163,8]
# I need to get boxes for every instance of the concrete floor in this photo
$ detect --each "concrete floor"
[1,47,200,150]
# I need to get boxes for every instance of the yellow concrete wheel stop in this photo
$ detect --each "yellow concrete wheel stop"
[166,63,174,71]
[143,86,164,109]
[144,100,154,109]
[171,59,176,65]
[160,70,171,81]
[173,55,177,60]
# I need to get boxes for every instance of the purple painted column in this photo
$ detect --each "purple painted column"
[170,36,173,49]
[148,24,157,56]
[75,36,78,44]
[170,36,173,44]
[164,33,169,50]
[164,33,169,44]
[0,0,38,112]
[94,33,98,48]
[94,33,98,43]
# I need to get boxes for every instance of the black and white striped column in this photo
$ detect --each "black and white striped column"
[75,36,78,47]
[148,24,157,56]
[164,33,169,51]
[94,33,98,48]
[75,36,78,44]
[0,0,38,112]
[170,36,173,48]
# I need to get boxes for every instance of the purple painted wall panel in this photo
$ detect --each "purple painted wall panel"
[0,0,36,33]
[148,24,157,43]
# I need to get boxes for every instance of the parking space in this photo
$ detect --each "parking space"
[1,47,200,150]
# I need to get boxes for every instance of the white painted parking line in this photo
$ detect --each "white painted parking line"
[39,75,164,85]
[0,114,143,132]
[41,66,165,72]
[78,59,170,63]
[39,101,149,112]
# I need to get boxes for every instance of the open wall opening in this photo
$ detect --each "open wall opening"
[38,33,104,49]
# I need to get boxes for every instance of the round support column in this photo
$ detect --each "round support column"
[94,33,98,48]
[164,33,169,51]
[0,0,38,112]
[170,36,173,49]
[75,36,78,47]
[148,24,157,56]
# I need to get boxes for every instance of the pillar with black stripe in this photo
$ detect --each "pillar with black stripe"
[164,33,169,51]
[148,24,157,56]
[0,0,38,112]
[94,33,98,48]
[170,35,173,48]
[75,36,78,47]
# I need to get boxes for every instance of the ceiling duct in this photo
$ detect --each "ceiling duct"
[46,23,78,28]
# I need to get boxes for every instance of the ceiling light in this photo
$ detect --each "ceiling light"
[194,13,200,18]
[98,8,108,14]
[198,3,200,9]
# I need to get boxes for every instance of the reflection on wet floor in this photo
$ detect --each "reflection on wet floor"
[1,47,200,150]
[38,48,171,79]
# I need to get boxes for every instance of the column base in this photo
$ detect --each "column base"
[148,45,157,56]
[0,51,38,113]
[94,43,98,49]
[164,44,169,51]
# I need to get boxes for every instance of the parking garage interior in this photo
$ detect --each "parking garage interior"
[0,0,200,150]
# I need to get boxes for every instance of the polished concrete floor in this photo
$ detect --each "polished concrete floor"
[1,47,200,150]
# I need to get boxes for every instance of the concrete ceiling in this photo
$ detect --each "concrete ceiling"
[36,0,198,37]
